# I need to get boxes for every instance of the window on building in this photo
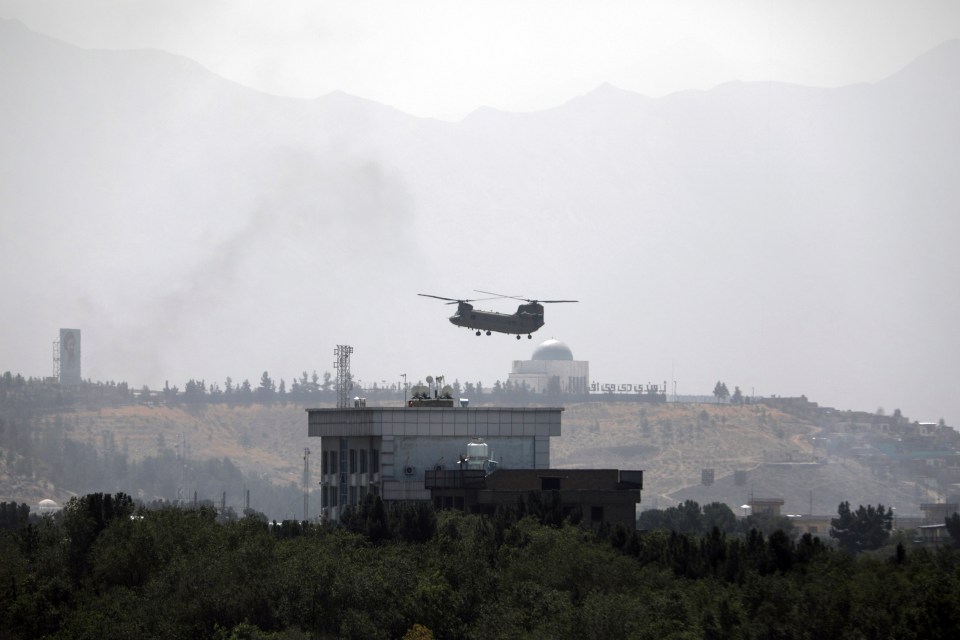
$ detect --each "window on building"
[591,506,604,522]
[349,449,357,474]
[372,449,380,473]
[321,451,328,475]
[360,449,368,474]
[329,452,338,474]
[349,486,357,506]
[329,488,337,507]
[359,485,367,501]
[541,477,561,491]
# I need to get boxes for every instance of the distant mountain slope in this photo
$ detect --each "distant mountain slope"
[2,19,958,426]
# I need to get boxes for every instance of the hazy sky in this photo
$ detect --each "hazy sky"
[2,0,959,119]
[2,1,959,427]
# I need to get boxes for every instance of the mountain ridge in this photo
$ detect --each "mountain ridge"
[2,19,958,429]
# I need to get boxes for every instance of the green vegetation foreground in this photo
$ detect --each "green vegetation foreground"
[2,494,960,639]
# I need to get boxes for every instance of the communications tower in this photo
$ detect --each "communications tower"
[334,345,353,408]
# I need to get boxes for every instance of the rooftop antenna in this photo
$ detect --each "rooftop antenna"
[334,345,354,409]
[52,338,60,380]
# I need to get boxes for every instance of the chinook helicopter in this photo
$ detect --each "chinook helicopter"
[418,290,577,339]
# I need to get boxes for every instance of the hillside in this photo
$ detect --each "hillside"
[4,396,944,520]
[556,402,937,517]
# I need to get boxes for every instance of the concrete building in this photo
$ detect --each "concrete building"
[748,497,785,517]
[58,328,81,385]
[307,402,563,522]
[426,467,644,530]
[788,514,833,537]
[508,338,589,394]
[920,502,959,524]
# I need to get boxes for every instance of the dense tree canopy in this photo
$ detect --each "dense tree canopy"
[2,494,960,639]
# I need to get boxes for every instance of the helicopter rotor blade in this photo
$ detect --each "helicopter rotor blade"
[474,289,526,301]
[418,293,469,304]
[474,290,577,304]
[419,293,501,305]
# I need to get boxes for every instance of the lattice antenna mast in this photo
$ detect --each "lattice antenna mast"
[334,345,354,409]
[52,339,61,380]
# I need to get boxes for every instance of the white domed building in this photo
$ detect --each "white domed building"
[38,499,61,515]
[508,338,589,395]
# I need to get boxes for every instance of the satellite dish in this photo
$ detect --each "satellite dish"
[426,375,434,383]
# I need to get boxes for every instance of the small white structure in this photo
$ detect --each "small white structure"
[462,438,498,473]
[508,338,589,394]
[38,499,61,515]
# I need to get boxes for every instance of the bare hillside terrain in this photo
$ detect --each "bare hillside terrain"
[4,398,940,520]
[554,402,934,516]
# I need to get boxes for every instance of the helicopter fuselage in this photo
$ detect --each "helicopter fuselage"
[450,302,545,337]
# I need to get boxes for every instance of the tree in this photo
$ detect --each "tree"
[256,372,275,400]
[184,379,207,403]
[945,512,960,548]
[830,501,893,553]
[731,386,743,405]
[320,371,332,392]
[63,492,135,580]
[702,502,738,534]
[713,381,729,403]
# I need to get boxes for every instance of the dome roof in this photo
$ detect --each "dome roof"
[532,339,573,361]
[38,499,60,512]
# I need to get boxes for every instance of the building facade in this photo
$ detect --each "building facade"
[426,467,644,530]
[307,404,563,522]
[508,338,589,394]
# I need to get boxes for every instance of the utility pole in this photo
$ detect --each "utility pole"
[303,447,311,521]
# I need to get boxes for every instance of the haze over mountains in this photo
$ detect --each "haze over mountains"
[2,19,958,425]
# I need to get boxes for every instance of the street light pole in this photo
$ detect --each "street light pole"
[401,373,407,403]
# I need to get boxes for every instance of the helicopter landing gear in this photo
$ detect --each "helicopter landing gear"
[527,334,533,339]
[486,330,492,336]
[516,335,521,340]
[476,331,481,336]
